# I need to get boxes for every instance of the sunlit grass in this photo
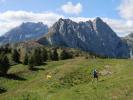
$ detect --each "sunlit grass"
[0,57,133,100]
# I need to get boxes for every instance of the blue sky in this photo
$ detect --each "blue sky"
[0,0,133,36]
[0,0,121,18]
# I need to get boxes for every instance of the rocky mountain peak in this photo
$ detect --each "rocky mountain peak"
[127,32,133,37]
[94,17,104,23]
[93,17,104,32]
[20,22,47,30]
[0,22,48,45]
[38,18,130,58]
[58,18,74,24]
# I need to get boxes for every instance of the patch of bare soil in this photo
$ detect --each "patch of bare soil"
[99,65,112,76]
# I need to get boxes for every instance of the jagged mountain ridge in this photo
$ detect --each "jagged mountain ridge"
[38,17,130,58]
[123,33,133,51]
[0,22,48,45]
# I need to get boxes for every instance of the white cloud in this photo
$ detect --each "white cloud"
[0,11,64,36]
[118,0,133,20]
[61,2,82,15]
[0,22,20,36]
[0,10,132,37]
[0,11,64,26]
[117,0,133,36]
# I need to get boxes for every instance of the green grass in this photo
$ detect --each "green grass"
[0,57,133,100]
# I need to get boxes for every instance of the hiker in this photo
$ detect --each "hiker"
[93,69,98,81]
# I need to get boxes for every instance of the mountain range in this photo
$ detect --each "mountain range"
[0,17,130,58]
[0,22,48,45]
[38,17,130,58]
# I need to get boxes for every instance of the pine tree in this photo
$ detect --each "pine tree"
[52,49,58,61]
[48,50,53,61]
[0,54,10,75]
[23,53,28,65]
[33,48,42,66]
[60,50,66,60]
[28,55,34,70]
[60,50,72,60]
[12,49,20,63]
[41,48,48,62]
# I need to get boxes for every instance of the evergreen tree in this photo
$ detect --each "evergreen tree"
[23,53,28,65]
[28,55,34,70]
[51,49,58,61]
[41,48,48,62]
[4,44,11,53]
[60,50,73,60]
[0,47,4,53]
[0,54,10,75]
[12,49,20,63]
[48,50,53,61]
[33,48,42,66]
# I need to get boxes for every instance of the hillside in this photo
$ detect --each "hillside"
[0,57,133,100]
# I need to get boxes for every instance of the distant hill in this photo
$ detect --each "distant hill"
[0,22,48,45]
[38,17,129,58]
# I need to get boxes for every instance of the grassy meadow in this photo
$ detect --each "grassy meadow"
[0,57,133,100]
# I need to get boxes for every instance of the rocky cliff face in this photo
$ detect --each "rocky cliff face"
[38,17,130,58]
[0,22,48,45]
[123,33,133,51]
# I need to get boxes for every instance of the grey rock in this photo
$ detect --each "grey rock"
[0,22,48,45]
[123,33,133,51]
[38,17,130,58]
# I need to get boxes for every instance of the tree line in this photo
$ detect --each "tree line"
[0,46,73,75]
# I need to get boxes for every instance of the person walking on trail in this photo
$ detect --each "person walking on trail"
[93,69,98,81]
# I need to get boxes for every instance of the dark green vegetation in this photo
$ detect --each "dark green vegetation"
[0,45,11,75]
[0,44,76,72]
[23,53,28,65]
[12,49,20,63]
[0,54,10,75]
[0,44,133,100]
